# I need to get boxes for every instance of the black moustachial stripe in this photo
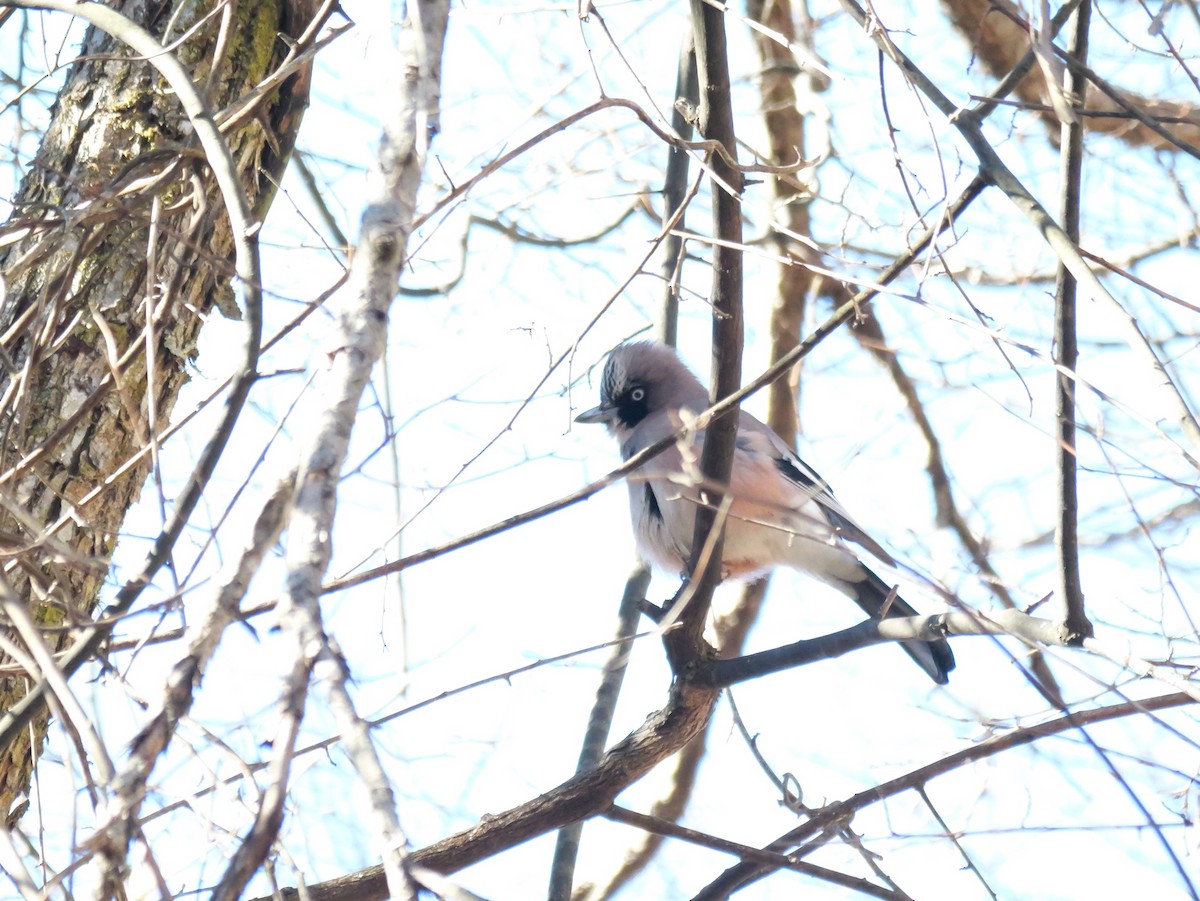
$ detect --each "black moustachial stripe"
[644,484,662,521]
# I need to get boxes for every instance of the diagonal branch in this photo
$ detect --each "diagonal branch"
[547,567,650,901]
[603,805,906,899]
[260,677,720,901]
[941,0,1200,152]
[692,689,1195,896]
[88,478,292,895]
[838,0,1200,466]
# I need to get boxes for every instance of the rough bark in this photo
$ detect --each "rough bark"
[0,0,318,822]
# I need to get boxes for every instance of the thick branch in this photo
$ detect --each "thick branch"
[262,681,719,901]
[694,608,1070,688]
[698,606,1200,701]
[668,0,746,667]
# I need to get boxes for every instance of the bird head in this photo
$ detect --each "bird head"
[574,341,708,439]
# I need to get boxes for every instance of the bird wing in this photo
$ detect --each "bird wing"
[623,407,897,571]
[736,415,898,568]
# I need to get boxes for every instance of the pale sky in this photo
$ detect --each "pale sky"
[3,1,1198,898]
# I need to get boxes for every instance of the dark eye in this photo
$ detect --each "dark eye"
[630,387,645,402]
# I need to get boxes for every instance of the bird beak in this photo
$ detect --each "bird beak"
[575,403,615,424]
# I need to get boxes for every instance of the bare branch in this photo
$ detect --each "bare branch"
[942,0,1200,151]
[265,4,452,899]
[657,34,699,347]
[668,0,745,668]
[87,478,292,894]
[1053,1,1092,642]
[547,566,649,900]
[696,608,1200,700]
[693,690,1196,896]
[261,677,720,901]
[604,805,906,900]
[839,0,1200,464]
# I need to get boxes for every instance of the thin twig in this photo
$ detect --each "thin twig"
[604,805,906,900]
[86,478,293,894]
[691,690,1195,897]
[839,0,1200,465]
[323,158,996,595]
[915,786,999,900]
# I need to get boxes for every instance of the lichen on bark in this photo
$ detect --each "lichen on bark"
[0,0,318,823]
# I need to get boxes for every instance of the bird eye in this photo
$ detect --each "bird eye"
[630,387,646,402]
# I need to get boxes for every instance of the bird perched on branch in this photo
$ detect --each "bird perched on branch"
[575,340,954,684]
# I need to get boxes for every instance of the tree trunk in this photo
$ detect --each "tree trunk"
[0,0,318,823]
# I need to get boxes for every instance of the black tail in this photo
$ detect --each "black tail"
[850,568,955,685]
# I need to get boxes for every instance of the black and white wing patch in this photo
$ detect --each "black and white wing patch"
[772,450,897,567]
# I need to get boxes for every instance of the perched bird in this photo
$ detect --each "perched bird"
[575,340,955,684]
